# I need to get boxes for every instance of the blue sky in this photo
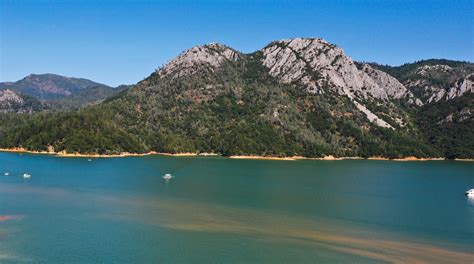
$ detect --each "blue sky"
[1,0,473,86]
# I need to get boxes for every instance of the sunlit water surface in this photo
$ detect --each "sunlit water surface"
[0,153,473,263]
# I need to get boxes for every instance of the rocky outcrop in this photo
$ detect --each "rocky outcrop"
[446,74,474,100]
[351,100,393,128]
[157,43,240,79]
[261,38,409,128]
[416,64,453,75]
[437,108,472,125]
[261,39,414,101]
[404,78,445,103]
[360,64,422,105]
[262,38,372,96]
[0,89,25,112]
[402,64,474,104]
[405,74,473,104]
[0,89,23,105]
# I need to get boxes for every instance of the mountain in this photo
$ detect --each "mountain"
[367,59,474,158]
[414,93,473,158]
[0,74,129,110]
[0,38,472,158]
[0,73,106,100]
[368,59,474,104]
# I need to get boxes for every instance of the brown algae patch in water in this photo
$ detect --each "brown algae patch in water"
[101,197,474,264]
[0,215,24,222]
[2,183,473,263]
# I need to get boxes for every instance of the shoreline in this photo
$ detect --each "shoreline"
[0,148,471,161]
[0,148,216,158]
[228,155,457,161]
[0,148,158,158]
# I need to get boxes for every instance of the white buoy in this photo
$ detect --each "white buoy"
[466,189,474,198]
[88,159,92,162]
[4,172,9,176]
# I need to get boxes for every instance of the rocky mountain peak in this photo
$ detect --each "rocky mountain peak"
[261,38,343,94]
[261,38,419,128]
[261,38,412,100]
[157,43,240,79]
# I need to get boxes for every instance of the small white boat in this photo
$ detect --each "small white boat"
[466,189,474,198]
[163,173,173,180]
[87,159,92,162]
[4,172,9,176]
[22,173,31,179]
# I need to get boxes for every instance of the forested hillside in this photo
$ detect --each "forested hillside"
[0,39,472,158]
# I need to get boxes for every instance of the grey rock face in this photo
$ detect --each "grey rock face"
[404,64,474,104]
[446,74,474,100]
[261,38,413,101]
[0,89,24,105]
[261,38,410,128]
[0,89,25,112]
[157,43,240,79]
[360,64,423,105]
[416,64,453,75]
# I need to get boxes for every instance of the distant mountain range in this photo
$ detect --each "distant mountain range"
[0,38,472,158]
[0,74,128,111]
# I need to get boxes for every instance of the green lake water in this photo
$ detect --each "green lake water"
[0,153,473,263]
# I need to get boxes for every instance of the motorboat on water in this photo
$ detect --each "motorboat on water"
[4,172,9,176]
[466,189,474,198]
[22,173,31,179]
[163,173,173,180]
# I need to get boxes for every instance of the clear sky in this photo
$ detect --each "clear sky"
[1,0,473,86]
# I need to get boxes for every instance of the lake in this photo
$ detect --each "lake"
[0,153,473,263]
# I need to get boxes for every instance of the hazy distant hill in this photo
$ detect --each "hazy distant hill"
[47,85,130,110]
[0,74,129,110]
[0,38,472,158]
[0,73,106,100]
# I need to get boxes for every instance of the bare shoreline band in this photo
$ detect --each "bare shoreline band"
[0,148,471,161]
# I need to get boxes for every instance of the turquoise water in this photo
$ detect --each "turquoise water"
[0,153,473,263]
